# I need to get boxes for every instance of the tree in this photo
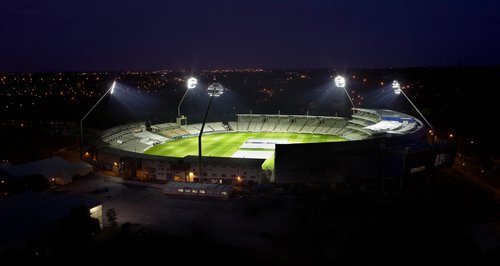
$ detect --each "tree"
[59,205,101,242]
[47,205,100,262]
[106,208,118,230]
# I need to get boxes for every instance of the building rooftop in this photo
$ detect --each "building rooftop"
[0,157,91,179]
[0,191,100,247]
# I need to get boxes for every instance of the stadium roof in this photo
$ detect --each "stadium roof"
[376,109,420,120]
[237,113,347,119]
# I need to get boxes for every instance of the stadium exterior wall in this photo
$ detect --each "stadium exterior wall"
[274,139,383,184]
[94,147,265,185]
[274,130,457,186]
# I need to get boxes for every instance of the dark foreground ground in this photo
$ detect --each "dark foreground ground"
[2,169,500,266]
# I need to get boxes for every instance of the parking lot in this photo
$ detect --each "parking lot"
[61,173,290,249]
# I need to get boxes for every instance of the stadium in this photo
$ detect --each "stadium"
[92,104,455,189]
[84,77,458,196]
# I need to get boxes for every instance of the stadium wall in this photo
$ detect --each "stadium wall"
[182,156,265,185]
[94,148,265,185]
[383,143,457,179]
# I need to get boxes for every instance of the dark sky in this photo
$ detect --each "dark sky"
[1,0,500,71]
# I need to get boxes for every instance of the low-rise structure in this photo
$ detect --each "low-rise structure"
[0,157,92,185]
[163,182,233,199]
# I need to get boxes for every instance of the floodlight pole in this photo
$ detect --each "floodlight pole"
[342,86,355,109]
[177,89,189,117]
[198,93,215,182]
[398,89,435,133]
[80,82,115,160]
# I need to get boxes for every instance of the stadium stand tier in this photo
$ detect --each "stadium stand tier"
[101,109,423,152]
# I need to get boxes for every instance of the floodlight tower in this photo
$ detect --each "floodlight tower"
[198,83,224,182]
[393,80,435,134]
[334,75,354,110]
[178,77,197,117]
[80,80,116,160]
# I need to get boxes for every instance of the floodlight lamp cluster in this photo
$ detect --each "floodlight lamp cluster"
[392,80,401,94]
[187,77,197,89]
[207,82,224,97]
[334,75,346,88]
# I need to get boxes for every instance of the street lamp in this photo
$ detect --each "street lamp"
[334,75,354,109]
[198,82,224,182]
[178,77,197,117]
[393,80,435,134]
[80,80,117,159]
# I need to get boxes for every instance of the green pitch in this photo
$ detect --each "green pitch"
[144,132,347,170]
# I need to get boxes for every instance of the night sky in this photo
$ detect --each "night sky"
[1,0,500,71]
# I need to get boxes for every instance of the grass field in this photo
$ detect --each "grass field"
[144,132,347,170]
